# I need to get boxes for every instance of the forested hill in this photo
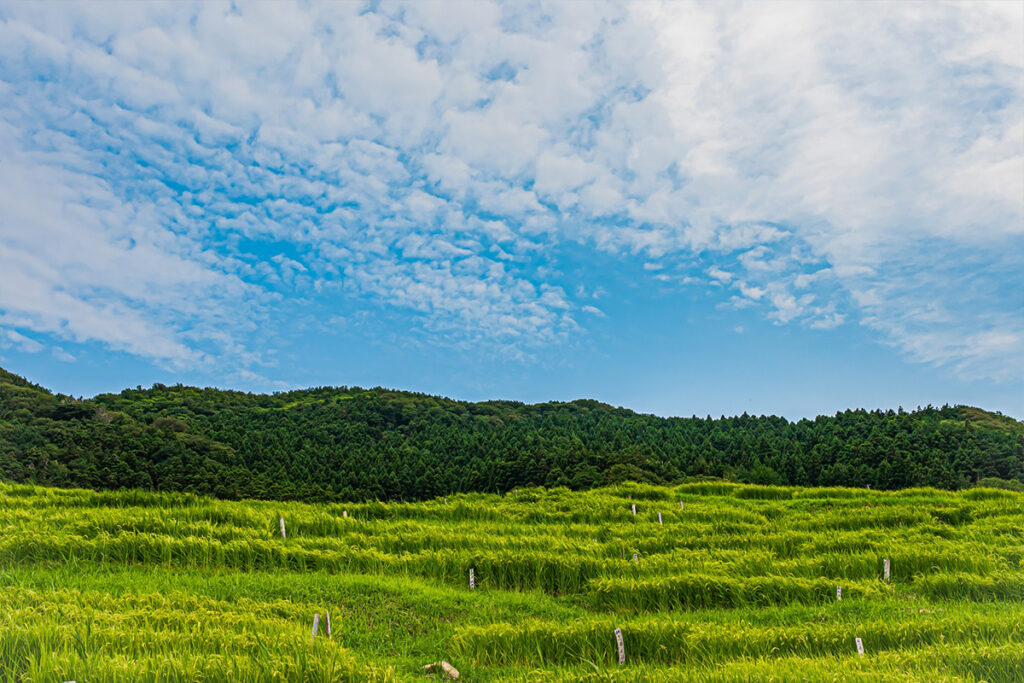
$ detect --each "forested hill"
[1,366,1022,502]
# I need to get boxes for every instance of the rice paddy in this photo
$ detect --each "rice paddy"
[1,481,1021,681]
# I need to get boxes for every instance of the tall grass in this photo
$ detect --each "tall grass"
[1,481,1021,681]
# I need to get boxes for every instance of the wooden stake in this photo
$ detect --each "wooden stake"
[855,637,864,656]
[883,558,890,583]
[658,512,663,525]
[614,627,625,664]
[312,613,319,641]
[279,517,286,539]
[469,567,475,590]
[836,585,842,601]
[326,610,332,638]
[631,504,636,515]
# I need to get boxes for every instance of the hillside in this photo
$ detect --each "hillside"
[1,481,1022,681]
[1,366,1022,501]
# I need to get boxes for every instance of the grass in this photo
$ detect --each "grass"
[0,480,1021,681]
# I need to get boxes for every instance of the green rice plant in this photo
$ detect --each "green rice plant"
[450,604,1024,667]
[917,571,1024,602]
[588,574,885,612]
[1,481,1022,681]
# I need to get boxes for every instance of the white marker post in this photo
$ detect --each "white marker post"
[855,637,864,656]
[342,510,348,518]
[631,504,636,516]
[658,512,663,525]
[326,610,332,638]
[883,558,891,583]
[469,568,475,590]
[632,553,638,563]
[312,613,320,641]
[836,585,842,601]
[279,517,286,539]
[679,501,684,510]
[614,627,625,665]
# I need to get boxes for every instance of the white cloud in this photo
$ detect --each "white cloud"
[534,149,599,197]
[2,329,43,354]
[0,116,265,369]
[707,267,733,284]
[738,283,767,302]
[0,1,1019,381]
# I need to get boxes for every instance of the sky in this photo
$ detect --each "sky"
[0,1,1022,421]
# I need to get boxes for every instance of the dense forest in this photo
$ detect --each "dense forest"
[2,366,1022,502]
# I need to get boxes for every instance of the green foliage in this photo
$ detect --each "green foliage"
[2,366,1023,502]
[975,477,1024,492]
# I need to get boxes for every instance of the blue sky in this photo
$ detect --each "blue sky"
[1,1,1022,420]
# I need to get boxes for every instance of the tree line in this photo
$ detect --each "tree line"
[2,366,1022,502]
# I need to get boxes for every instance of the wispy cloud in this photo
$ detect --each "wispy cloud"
[0,1,1020,382]
[1,329,43,354]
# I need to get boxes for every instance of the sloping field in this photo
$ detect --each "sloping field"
[1,481,1021,681]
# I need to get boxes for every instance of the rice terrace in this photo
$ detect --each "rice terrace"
[1,479,1022,681]
[1,369,1024,681]
[2,0,1024,681]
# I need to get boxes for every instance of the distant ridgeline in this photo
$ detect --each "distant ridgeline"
[1,366,1022,502]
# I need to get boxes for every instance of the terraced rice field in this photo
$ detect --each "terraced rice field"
[1,481,1021,681]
